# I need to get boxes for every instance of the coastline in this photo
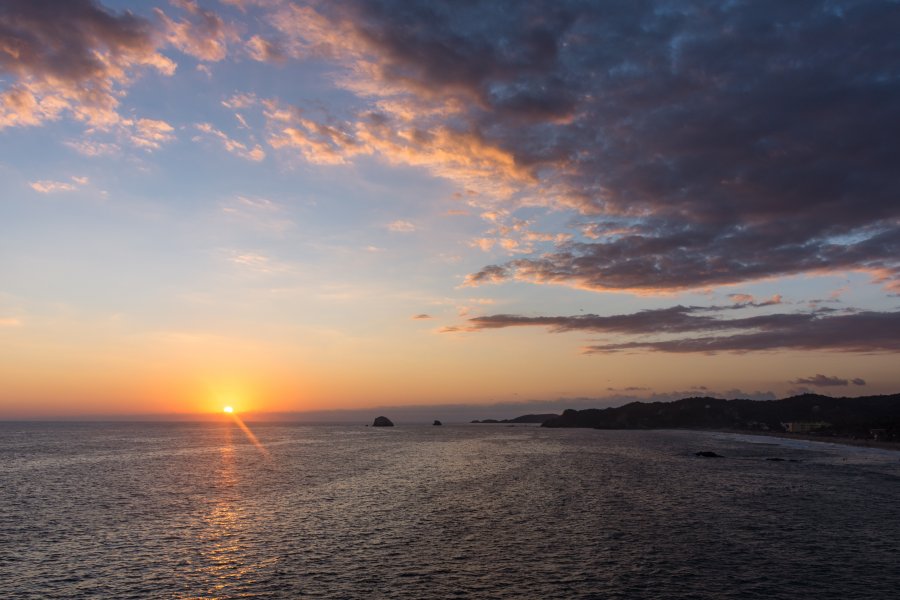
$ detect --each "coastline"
[712,428,900,452]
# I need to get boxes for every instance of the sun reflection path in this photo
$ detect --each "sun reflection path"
[225,408,269,458]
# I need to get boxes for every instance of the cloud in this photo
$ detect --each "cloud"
[387,220,416,233]
[64,139,120,157]
[194,122,266,161]
[790,374,852,387]
[446,306,900,354]
[266,107,365,165]
[246,34,285,63]
[244,1,900,293]
[728,294,783,308]
[226,250,291,274]
[0,317,22,327]
[220,195,292,233]
[0,0,175,130]
[155,0,236,62]
[125,118,175,150]
[789,374,866,387]
[29,176,89,194]
[411,314,432,320]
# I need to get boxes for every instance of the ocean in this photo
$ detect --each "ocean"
[1,422,899,599]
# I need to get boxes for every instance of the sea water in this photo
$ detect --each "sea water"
[1,422,899,599]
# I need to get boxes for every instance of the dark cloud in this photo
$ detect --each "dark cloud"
[314,0,900,292]
[790,374,866,387]
[449,307,900,354]
[584,311,900,354]
[0,0,157,82]
[411,313,432,320]
[791,374,851,387]
[0,0,173,127]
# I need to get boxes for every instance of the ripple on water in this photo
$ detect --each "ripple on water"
[1,424,899,599]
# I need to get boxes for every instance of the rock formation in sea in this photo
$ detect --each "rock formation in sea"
[433,420,442,426]
[373,416,394,427]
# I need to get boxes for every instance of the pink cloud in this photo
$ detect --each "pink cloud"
[0,1,175,131]
[155,1,236,62]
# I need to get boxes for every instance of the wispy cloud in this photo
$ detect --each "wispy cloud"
[29,176,89,194]
[387,220,416,233]
[225,250,292,274]
[220,195,292,233]
[195,122,266,161]
[246,34,285,63]
[64,139,120,157]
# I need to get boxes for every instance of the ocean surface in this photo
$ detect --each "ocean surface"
[2,422,899,599]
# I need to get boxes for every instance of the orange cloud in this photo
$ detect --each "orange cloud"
[0,1,175,131]
[155,1,236,62]
[125,118,175,150]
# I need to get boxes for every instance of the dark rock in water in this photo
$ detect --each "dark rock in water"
[695,451,724,458]
[433,420,442,426]
[766,457,787,462]
[373,416,394,427]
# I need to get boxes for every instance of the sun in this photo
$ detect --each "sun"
[223,406,234,414]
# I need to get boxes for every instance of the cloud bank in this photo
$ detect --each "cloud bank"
[445,307,900,354]
[245,0,900,293]
[790,374,867,387]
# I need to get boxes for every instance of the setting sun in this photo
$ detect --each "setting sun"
[223,406,234,414]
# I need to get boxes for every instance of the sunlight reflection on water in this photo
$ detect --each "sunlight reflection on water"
[1,423,899,599]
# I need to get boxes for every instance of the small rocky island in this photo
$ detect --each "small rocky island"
[372,416,394,427]
[433,420,442,426]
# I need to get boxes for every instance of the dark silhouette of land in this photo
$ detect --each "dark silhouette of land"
[540,393,900,442]
[471,413,559,424]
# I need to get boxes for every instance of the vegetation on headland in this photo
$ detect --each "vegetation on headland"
[540,393,900,441]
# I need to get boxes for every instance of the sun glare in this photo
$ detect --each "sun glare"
[223,406,234,414]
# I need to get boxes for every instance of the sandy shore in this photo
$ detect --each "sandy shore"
[715,429,900,452]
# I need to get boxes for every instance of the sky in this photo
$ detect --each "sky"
[1,0,899,420]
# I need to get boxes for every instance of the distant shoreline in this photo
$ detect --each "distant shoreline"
[712,429,900,452]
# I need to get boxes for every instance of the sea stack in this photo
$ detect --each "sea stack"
[373,416,394,427]
[433,420,442,426]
